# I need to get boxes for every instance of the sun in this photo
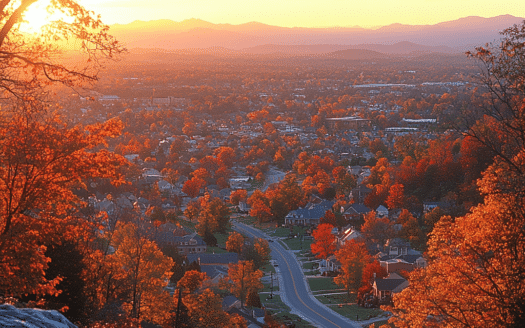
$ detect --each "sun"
[19,0,72,34]
[19,1,51,33]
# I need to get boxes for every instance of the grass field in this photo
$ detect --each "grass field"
[315,292,355,304]
[329,304,385,321]
[307,277,342,292]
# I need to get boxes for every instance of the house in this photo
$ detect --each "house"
[238,201,250,213]
[342,203,371,221]
[380,258,414,274]
[335,226,362,247]
[372,273,409,299]
[325,255,341,273]
[376,205,389,218]
[222,295,242,312]
[350,184,372,204]
[151,225,207,255]
[187,252,239,267]
[284,200,334,226]
[157,179,174,192]
[423,201,448,213]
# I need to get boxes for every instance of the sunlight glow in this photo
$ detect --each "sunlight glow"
[20,0,73,34]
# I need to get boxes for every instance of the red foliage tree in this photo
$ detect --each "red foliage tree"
[311,223,336,262]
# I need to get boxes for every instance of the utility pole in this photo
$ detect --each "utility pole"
[270,270,273,299]
[174,287,182,327]
[241,261,246,308]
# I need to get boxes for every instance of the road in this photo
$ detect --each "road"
[233,221,359,328]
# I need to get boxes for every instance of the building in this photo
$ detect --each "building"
[284,200,334,226]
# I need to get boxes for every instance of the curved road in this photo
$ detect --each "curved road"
[233,221,359,328]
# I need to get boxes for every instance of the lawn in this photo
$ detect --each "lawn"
[205,246,228,254]
[177,218,196,230]
[307,277,342,292]
[329,303,385,321]
[365,320,393,328]
[315,292,355,304]
[260,262,276,273]
[271,225,309,238]
[302,262,318,270]
[260,295,316,328]
[282,236,313,251]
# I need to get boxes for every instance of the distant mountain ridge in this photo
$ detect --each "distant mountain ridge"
[110,15,524,53]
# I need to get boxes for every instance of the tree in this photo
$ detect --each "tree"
[226,231,245,254]
[177,270,208,295]
[230,189,248,206]
[111,222,174,324]
[386,183,406,210]
[390,155,525,327]
[184,200,201,222]
[311,223,336,264]
[243,238,270,269]
[390,24,525,327]
[197,197,230,236]
[361,211,395,248]
[334,239,370,296]
[226,260,263,307]
[0,0,123,109]
[463,22,525,174]
[182,177,206,198]
[358,260,387,299]
[247,190,272,223]
[182,288,246,328]
[0,116,126,299]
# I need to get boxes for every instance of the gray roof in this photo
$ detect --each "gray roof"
[374,278,406,291]
[187,252,239,265]
[287,200,334,220]
[346,203,371,214]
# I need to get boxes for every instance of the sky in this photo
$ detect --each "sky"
[76,0,525,28]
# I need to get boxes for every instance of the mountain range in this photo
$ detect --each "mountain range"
[109,15,525,55]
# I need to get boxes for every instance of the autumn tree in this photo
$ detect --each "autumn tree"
[226,231,245,254]
[332,166,357,197]
[386,183,406,210]
[0,0,123,109]
[311,223,336,264]
[177,270,208,294]
[230,189,248,206]
[390,24,525,328]
[182,176,206,198]
[361,211,395,248]
[225,260,263,307]
[111,222,174,324]
[335,239,370,297]
[184,200,201,222]
[197,197,230,236]
[182,288,246,328]
[243,238,271,269]
[358,260,387,299]
[247,189,272,223]
[0,116,126,299]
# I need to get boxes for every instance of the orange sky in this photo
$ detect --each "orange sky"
[77,0,524,28]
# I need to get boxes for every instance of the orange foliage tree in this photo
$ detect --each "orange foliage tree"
[334,239,370,296]
[110,222,174,324]
[311,223,336,263]
[226,231,245,254]
[0,0,124,300]
[225,260,263,307]
[0,116,126,299]
[391,24,525,327]
[230,189,248,206]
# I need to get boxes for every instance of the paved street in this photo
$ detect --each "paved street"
[233,221,359,328]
